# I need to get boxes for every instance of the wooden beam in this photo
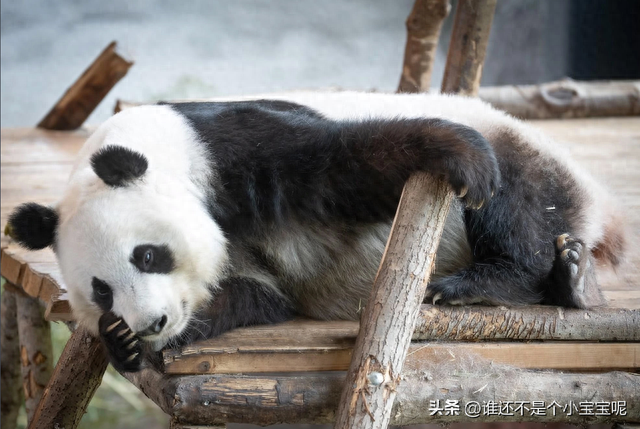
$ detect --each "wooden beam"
[164,339,639,374]
[27,328,108,429]
[16,294,53,423]
[1,287,23,429]
[397,0,451,93]
[44,292,73,322]
[413,305,640,341]
[441,0,497,96]
[478,79,640,119]
[334,177,454,428]
[126,368,640,426]
[37,41,133,130]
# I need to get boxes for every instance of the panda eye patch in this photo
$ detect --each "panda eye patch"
[131,244,175,274]
[92,277,113,312]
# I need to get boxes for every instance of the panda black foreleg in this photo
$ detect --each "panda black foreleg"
[175,277,295,346]
[425,260,544,306]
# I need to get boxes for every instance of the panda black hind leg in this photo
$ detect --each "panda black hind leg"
[543,233,603,308]
[426,128,597,308]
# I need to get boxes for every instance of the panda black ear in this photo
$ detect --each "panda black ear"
[7,203,58,250]
[90,145,148,187]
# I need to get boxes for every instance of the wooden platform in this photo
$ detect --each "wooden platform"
[2,117,639,318]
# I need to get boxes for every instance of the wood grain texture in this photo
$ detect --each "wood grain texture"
[16,294,53,423]
[397,0,451,93]
[334,177,454,428]
[163,306,640,373]
[37,41,133,131]
[141,369,639,426]
[27,329,108,429]
[164,337,639,374]
[1,288,23,429]
[441,0,497,96]
[479,79,640,119]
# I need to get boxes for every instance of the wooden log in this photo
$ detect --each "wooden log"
[164,338,639,374]
[478,79,640,119]
[441,0,497,96]
[28,328,109,429]
[1,287,23,429]
[334,177,454,428]
[37,41,133,130]
[16,293,53,423]
[413,305,640,341]
[143,368,639,426]
[397,0,451,93]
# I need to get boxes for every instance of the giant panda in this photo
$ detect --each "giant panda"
[8,91,624,373]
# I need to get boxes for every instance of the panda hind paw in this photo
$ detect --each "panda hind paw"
[98,312,144,373]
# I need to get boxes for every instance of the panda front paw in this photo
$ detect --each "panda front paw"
[98,312,144,373]
[440,124,500,210]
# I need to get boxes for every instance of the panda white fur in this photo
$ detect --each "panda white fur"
[8,92,624,372]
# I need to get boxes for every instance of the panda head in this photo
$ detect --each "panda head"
[8,106,228,350]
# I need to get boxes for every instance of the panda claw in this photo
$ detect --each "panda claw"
[117,328,131,338]
[457,186,468,198]
[106,320,122,333]
[556,233,570,250]
[99,313,144,372]
[432,293,443,305]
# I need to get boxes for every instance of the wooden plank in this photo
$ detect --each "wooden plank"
[44,293,73,322]
[37,41,133,131]
[0,128,88,165]
[165,337,639,374]
[0,248,25,285]
[164,306,640,359]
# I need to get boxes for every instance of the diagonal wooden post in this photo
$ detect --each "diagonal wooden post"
[397,0,451,93]
[27,328,109,429]
[38,41,133,130]
[334,1,496,428]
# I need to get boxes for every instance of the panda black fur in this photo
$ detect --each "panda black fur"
[8,92,624,373]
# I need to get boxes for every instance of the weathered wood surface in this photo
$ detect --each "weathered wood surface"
[479,79,640,119]
[16,293,53,422]
[27,328,109,429]
[159,305,640,355]
[334,177,453,428]
[441,0,497,96]
[124,366,640,426]
[1,287,23,429]
[37,41,133,131]
[397,0,451,93]
[414,305,640,341]
[165,336,639,374]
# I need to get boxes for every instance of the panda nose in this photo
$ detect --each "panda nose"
[139,315,167,336]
